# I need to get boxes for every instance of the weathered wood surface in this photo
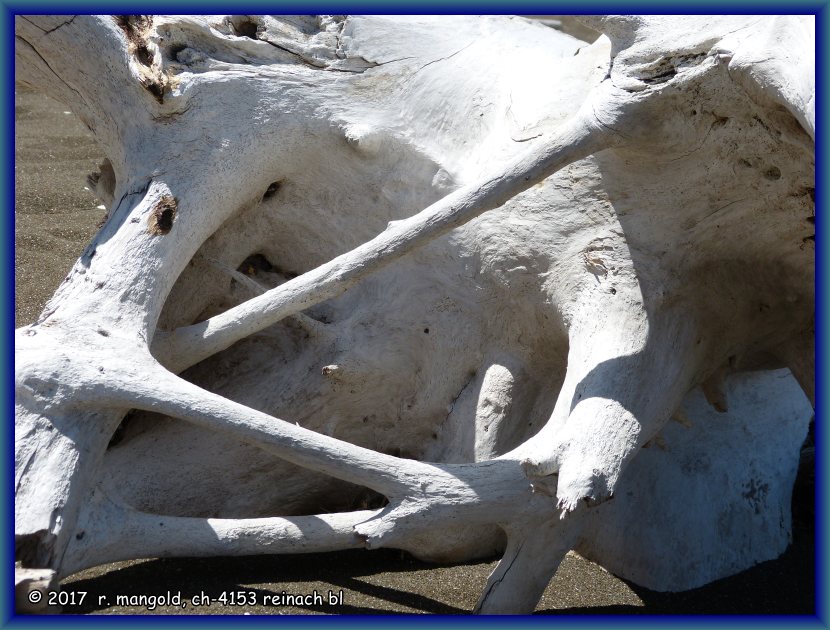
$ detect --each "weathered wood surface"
[14,15,814,613]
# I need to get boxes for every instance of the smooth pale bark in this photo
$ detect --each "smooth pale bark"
[61,488,380,576]
[154,116,614,372]
[14,14,813,614]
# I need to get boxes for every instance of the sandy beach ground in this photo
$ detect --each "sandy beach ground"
[14,84,815,616]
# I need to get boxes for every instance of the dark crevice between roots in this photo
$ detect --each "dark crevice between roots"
[237,250,328,323]
[237,253,301,281]
[15,531,57,568]
[108,409,138,449]
[237,253,274,276]
[350,488,389,511]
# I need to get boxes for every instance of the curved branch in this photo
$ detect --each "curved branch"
[153,116,617,372]
[102,359,438,498]
[15,15,162,157]
[514,300,702,510]
[61,488,379,577]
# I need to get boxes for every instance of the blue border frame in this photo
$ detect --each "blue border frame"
[816,2,827,628]
[2,0,12,620]
[3,3,827,627]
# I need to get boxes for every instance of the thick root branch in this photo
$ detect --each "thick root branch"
[61,488,380,577]
[474,515,582,614]
[155,117,616,372]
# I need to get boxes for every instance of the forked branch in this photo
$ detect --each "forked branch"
[71,359,577,614]
[154,116,618,372]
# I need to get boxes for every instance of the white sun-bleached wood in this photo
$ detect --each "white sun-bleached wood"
[14,14,813,614]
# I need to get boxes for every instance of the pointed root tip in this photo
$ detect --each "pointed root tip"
[557,497,579,516]
[557,489,614,517]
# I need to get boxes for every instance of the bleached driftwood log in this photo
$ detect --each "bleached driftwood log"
[15,14,813,613]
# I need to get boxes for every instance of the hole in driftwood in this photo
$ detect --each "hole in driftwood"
[134,43,153,67]
[147,195,177,235]
[764,166,782,181]
[114,15,154,67]
[114,15,152,43]
[230,16,259,39]
[114,15,167,102]
[262,181,282,201]
[167,43,187,61]
[712,115,729,128]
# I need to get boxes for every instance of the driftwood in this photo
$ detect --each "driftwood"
[15,14,813,613]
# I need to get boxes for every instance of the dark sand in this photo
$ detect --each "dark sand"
[14,85,815,616]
